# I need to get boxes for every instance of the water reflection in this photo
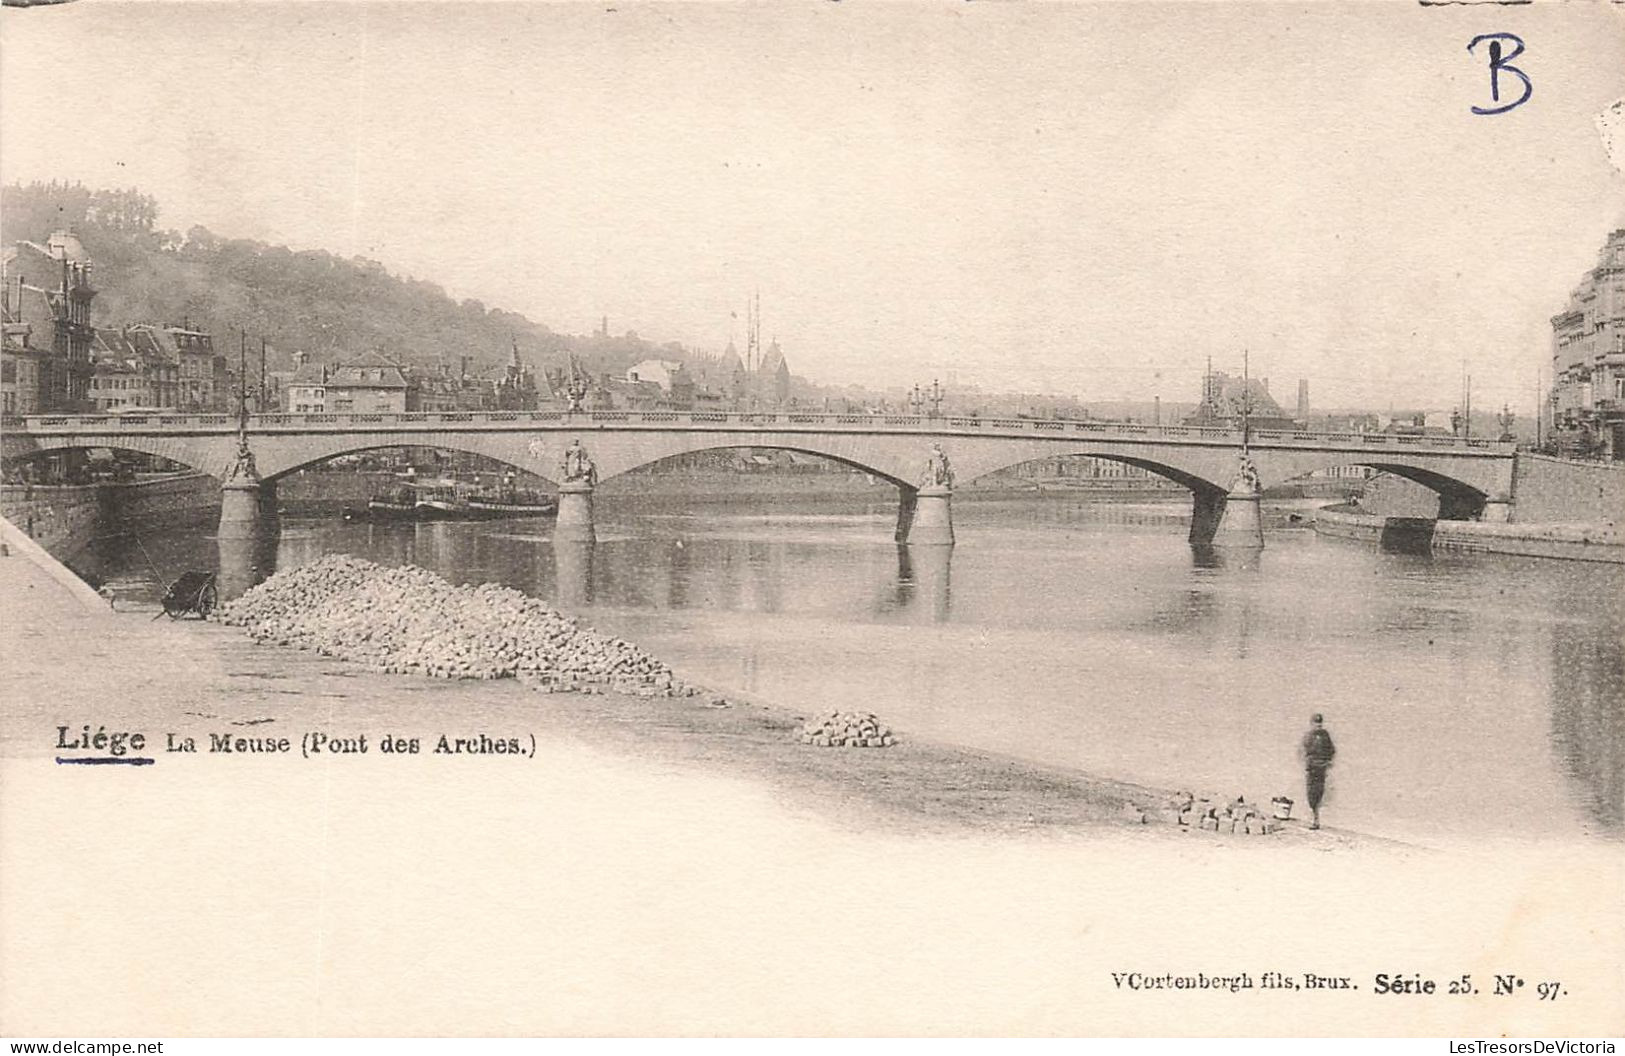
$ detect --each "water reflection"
[80,495,1625,843]
[1190,545,1261,572]
[1548,587,1625,833]
[895,544,952,623]
[553,539,595,608]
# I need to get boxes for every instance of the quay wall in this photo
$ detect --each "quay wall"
[0,484,105,563]
[1508,454,1625,524]
[0,473,219,562]
[1351,474,1443,518]
[105,473,221,531]
[1313,506,1624,564]
[1358,454,1624,523]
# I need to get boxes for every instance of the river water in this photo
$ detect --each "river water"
[85,491,1623,846]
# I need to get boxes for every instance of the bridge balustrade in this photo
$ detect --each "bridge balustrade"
[5,410,1515,456]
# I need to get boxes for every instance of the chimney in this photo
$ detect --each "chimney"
[1296,379,1309,420]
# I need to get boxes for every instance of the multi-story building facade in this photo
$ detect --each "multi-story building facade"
[88,327,180,410]
[1,311,46,416]
[324,355,409,413]
[2,233,98,412]
[1550,228,1625,460]
[283,358,328,413]
[87,359,150,411]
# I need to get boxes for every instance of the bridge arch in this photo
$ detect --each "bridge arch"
[1260,457,1493,519]
[954,449,1231,498]
[256,433,562,484]
[264,439,560,486]
[2,436,225,480]
[576,432,916,488]
[940,441,1234,498]
[593,438,910,489]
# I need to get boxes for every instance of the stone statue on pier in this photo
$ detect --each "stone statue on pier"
[1227,451,1261,496]
[561,438,598,486]
[920,442,954,489]
[223,430,260,485]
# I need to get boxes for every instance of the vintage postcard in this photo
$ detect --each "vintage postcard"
[1,0,1621,1041]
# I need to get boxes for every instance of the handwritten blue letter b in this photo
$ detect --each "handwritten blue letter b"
[1468,33,1531,116]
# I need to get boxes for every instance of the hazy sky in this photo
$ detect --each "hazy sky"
[3,1,1623,409]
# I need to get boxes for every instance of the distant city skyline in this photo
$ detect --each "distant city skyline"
[3,2,1622,410]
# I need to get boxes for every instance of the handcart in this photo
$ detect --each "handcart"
[159,570,219,620]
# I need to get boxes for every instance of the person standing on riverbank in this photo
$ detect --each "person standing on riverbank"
[1301,714,1336,830]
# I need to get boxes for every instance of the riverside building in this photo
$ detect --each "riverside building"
[1550,228,1625,460]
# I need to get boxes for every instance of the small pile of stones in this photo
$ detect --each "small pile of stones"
[215,555,681,694]
[797,711,896,748]
[1118,792,1283,836]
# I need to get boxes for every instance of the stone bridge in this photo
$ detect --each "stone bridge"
[2,409,1518,546]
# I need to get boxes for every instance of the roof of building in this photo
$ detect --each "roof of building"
[92,328,145,364]
[328,361,408,389]
[91,358,142,377]
[2,321,41,355]
[1191,374,1288,421]
[3,241,67,285]
[122,323,216,360]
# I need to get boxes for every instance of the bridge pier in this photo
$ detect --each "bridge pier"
[1479,499,1512,523]
[218,478,264,540]
[554,481,595,543]
[217,528,278,603]
[1211,488,1264,547]
[1188,488,1265,548]
[905,484,954,546]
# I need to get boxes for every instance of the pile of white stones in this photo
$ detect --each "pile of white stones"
[797,711,896,748]
[216,555,680,694]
